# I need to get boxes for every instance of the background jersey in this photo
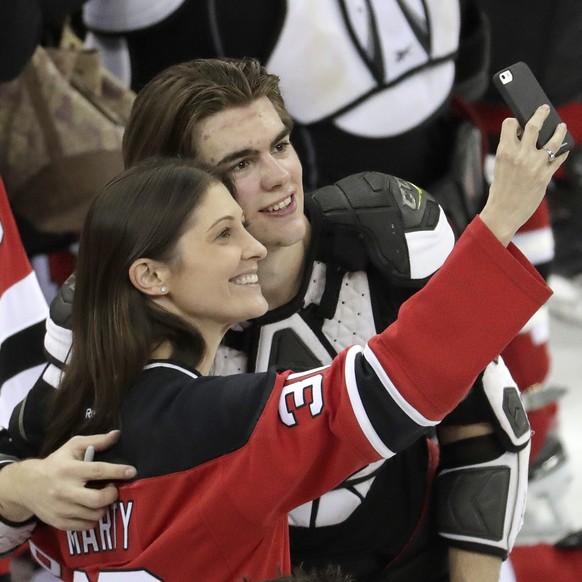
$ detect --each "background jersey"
[82,0,486,192]
[0,178,48,429]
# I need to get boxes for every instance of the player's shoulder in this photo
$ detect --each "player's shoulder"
[308,172,436,228]
[49,274,76,329]
[306,171,455,284]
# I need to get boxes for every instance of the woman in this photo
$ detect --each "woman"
[0,121,561,580]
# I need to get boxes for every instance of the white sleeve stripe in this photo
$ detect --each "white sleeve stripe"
[288,364,330,379]
[363,344,437,428]
[344,346,396,459]
[42,363,64,389]
[44,318,72,364]
[436,532,504,550]
[0,272,48,343]
[405,206,455,280]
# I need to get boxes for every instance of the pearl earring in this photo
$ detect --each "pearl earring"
[160,286,168,294]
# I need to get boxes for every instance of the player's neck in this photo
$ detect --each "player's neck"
[259,225,311,310]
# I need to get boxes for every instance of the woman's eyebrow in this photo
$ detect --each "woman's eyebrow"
[207,215,235,232]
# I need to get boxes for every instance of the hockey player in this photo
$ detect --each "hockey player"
[0,113,565,578]
[80,0,559,486]
[0,59,567,580]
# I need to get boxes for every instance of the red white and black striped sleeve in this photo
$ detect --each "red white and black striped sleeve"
[0,178,48,430]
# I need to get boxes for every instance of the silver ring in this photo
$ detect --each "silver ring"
[544,146,556,163]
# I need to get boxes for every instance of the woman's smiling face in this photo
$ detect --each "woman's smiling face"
[163,181,268,334]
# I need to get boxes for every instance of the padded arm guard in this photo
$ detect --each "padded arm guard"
[436,358,531,559]
[306,172,455,285]
[49,273,75,329]
[42,274,75,389]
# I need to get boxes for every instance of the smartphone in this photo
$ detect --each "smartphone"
[492,61,574,156]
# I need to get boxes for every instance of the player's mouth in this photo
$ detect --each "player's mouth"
[259,194,295,216]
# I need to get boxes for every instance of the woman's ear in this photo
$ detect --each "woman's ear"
[129,258,170,297]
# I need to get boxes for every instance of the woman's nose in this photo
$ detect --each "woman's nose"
[244,230,267,261]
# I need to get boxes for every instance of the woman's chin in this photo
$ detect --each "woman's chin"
[250,296,269,318]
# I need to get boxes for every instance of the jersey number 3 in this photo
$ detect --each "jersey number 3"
[279,375,324,427]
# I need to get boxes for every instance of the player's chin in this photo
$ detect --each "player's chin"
[265,218,307,248]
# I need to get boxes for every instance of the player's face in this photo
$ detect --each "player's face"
[165,182,268,335]
[193,97,307,250]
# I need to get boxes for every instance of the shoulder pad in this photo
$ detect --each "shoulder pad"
[306,172,454,284]
[49,274,76,329]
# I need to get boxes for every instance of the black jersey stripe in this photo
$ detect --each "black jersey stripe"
[345,347,432,457]
[0,321,46,386]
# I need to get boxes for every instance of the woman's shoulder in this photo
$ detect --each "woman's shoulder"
[129,360,278,436]
[117,362,280,476]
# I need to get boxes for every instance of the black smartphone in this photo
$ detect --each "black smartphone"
[492,61,574,156]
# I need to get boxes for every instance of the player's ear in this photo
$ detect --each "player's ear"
[129,258,170,297]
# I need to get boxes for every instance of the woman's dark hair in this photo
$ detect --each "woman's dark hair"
[123,57,293,168]
[42,158,233,455]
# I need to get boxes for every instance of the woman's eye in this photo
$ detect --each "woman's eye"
[217,228,232,240]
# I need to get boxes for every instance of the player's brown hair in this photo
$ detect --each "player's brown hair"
[123,57,293,168]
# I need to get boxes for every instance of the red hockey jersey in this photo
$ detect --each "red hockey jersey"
[19,217,550,581]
